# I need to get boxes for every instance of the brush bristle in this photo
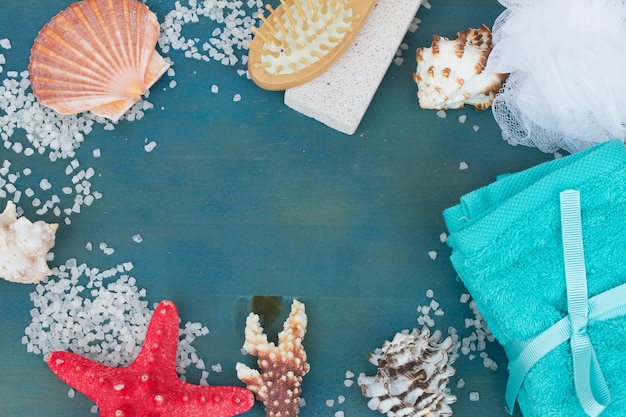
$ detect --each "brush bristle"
[254,0,357,75]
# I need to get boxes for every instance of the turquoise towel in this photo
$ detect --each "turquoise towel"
[444,140,626,417]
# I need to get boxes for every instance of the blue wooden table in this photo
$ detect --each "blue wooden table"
[0,1,552,416]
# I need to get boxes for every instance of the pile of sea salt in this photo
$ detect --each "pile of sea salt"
[0,67,158,161]
[158,0,263,77]
[23,257,209,376]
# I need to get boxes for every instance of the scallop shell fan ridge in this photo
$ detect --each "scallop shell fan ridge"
[28,0,170,122]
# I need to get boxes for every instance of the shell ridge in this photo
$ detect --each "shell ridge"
[38,15,113,78]
[111,0,142,86]
[128,0,143,89]
[70,2,121,72]
[86,0,143,94]
[111,0,144,96]
[90,0,126,73]
[30,57,135,105]
[30,42,112,88]
[30,75,111,95]
[133,1,162,94]
[101,0,159,97]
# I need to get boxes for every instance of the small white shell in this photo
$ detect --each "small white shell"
[359,327,458,417]
[0,201,58,284]
[414,25,508,111]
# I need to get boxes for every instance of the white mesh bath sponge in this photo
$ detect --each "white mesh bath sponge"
[487,0,626,154]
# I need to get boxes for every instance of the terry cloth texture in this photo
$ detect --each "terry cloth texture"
[444,139,626,417]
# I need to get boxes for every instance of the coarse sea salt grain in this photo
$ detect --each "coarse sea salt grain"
[39,178,52,190]
[393,42,410,67]
[144,141,157,153]
[99,242,115,255]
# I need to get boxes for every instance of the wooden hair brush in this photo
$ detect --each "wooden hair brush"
[247,0,378,90]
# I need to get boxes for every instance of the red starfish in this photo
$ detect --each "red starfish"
[47,300,254,417]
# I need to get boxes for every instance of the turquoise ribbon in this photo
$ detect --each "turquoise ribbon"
[504,189,626,416]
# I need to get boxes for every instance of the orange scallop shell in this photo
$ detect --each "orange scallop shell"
[28,0,170,122]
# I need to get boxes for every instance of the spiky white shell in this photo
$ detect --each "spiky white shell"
[359,327,458,417]
[0,201,58,284]
[414,25,508,111]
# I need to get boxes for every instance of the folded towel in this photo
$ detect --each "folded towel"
[444,139,626,417]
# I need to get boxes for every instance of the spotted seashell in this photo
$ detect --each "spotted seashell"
[359,327,458,417]
[413,25,508,111]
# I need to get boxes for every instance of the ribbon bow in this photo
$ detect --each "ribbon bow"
[504,189,626,416]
